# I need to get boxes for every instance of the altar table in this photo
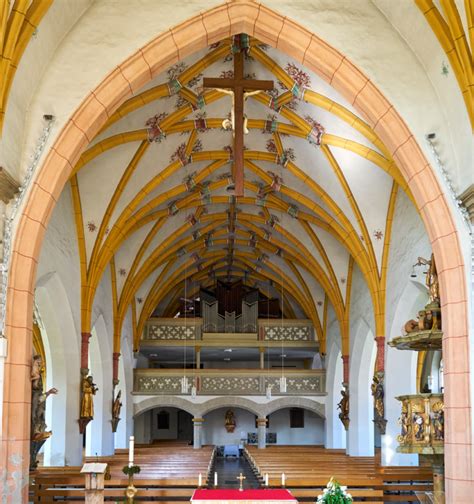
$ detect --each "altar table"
[191,489,298,504]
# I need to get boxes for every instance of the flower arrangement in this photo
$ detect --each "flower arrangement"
[316,478,353,503]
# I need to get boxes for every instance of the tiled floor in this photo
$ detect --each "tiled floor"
[212,455,261,489]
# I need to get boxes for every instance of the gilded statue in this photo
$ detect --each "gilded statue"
[112,389,122,433]
[415,254,439,306]
[30,355,58,470]
[80,375,98,419]
[337,388,350,430]
[225,409,236,433]
[413,412,425,441]
[397,401,410,444]
[431,402,444,441]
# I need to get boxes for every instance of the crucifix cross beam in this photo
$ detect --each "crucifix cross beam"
[203,40,273,197]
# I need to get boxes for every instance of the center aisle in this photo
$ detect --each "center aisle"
[212,453,261,489]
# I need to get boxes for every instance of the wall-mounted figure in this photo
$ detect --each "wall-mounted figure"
[79,375,98,434]
[337,388,350,430]
[225,409,236,433]
[371,371,387,434]
[112,389,122,433]
[30,355,58,470]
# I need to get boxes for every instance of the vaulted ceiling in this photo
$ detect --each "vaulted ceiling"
[69,35,410,355]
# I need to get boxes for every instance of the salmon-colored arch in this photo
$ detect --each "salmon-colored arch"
[1,1,471,501]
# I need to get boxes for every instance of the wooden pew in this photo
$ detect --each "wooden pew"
[245,445,433,503]
[30,443,215,502]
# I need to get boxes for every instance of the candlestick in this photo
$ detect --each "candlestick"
[128,436,134,467]
[281,472,285,487]
[198,473,202,487]
[214,471,218,487]
[265,473,269,486]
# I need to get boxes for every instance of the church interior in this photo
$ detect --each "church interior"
[0,1,473,503]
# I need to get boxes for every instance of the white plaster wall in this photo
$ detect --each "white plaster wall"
[347,317,376,456]
[36,188,83,466]
[344,264,376,456]
[151,408,178,440]
[115,327,135,449]
[268,408,324,445]
[134,410,152,444]
[34,185,129,463]
[85,315,114,457]
[36,275,82,466]
[203,408,256,446]
[324,315,346,449]
[200,407,324,446]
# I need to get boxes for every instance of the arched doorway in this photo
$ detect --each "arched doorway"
[134,407,193,445]
[1,3,470,501]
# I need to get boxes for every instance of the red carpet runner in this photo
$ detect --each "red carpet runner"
[192,489,298,503]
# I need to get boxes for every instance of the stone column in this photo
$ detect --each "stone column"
[257,418,267,449]
[193,418,204,449]
[259,347,265,369]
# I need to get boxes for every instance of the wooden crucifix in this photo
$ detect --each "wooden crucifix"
[203,38,273,197]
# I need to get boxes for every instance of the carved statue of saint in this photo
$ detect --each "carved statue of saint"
[416,254,440,306]
[413,412,425,441]
[80,375,98,419]
[397,402,410,444]
[112,389,122,433]
[30,355,58,470]
[371,375,384,420]
[337,389,350,430]
[431,402,444,441]
[225,409,236,433]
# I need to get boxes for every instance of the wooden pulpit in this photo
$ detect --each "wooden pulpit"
[81,462,108,504]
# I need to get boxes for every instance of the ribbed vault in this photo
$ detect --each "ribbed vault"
[69,36,407,356]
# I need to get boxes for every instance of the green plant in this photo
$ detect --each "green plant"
[122,464,141,476]
[316,478,353,503]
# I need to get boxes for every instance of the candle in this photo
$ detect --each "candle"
[198,473,202,487]
[214,472,218,486]
[265,473,269,486]
[128,436,134,467]
[281,473,285,486]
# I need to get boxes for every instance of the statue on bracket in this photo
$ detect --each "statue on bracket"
[371,371,387,434]
[225,409,236,433]
[337,387,350,430]
[30,355,58,470]
[112,389,122,433]
[79,374,98,434]
[413,254,440,307]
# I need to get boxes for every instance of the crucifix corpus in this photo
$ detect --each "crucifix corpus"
[203,39,273,197]
[236,472,246,491]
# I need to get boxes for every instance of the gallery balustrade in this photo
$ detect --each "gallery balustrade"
[133,368,325,396]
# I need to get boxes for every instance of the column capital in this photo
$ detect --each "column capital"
[256,417,267,426]
[192,417,204,423]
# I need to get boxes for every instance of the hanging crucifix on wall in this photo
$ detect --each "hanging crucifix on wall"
[203,35,273,197]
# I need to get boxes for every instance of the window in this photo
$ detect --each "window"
[289,408,304,428]
[157,410,170,430]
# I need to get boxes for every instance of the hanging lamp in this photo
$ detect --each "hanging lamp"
[278,162,287,394]
[181,260,189,395]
